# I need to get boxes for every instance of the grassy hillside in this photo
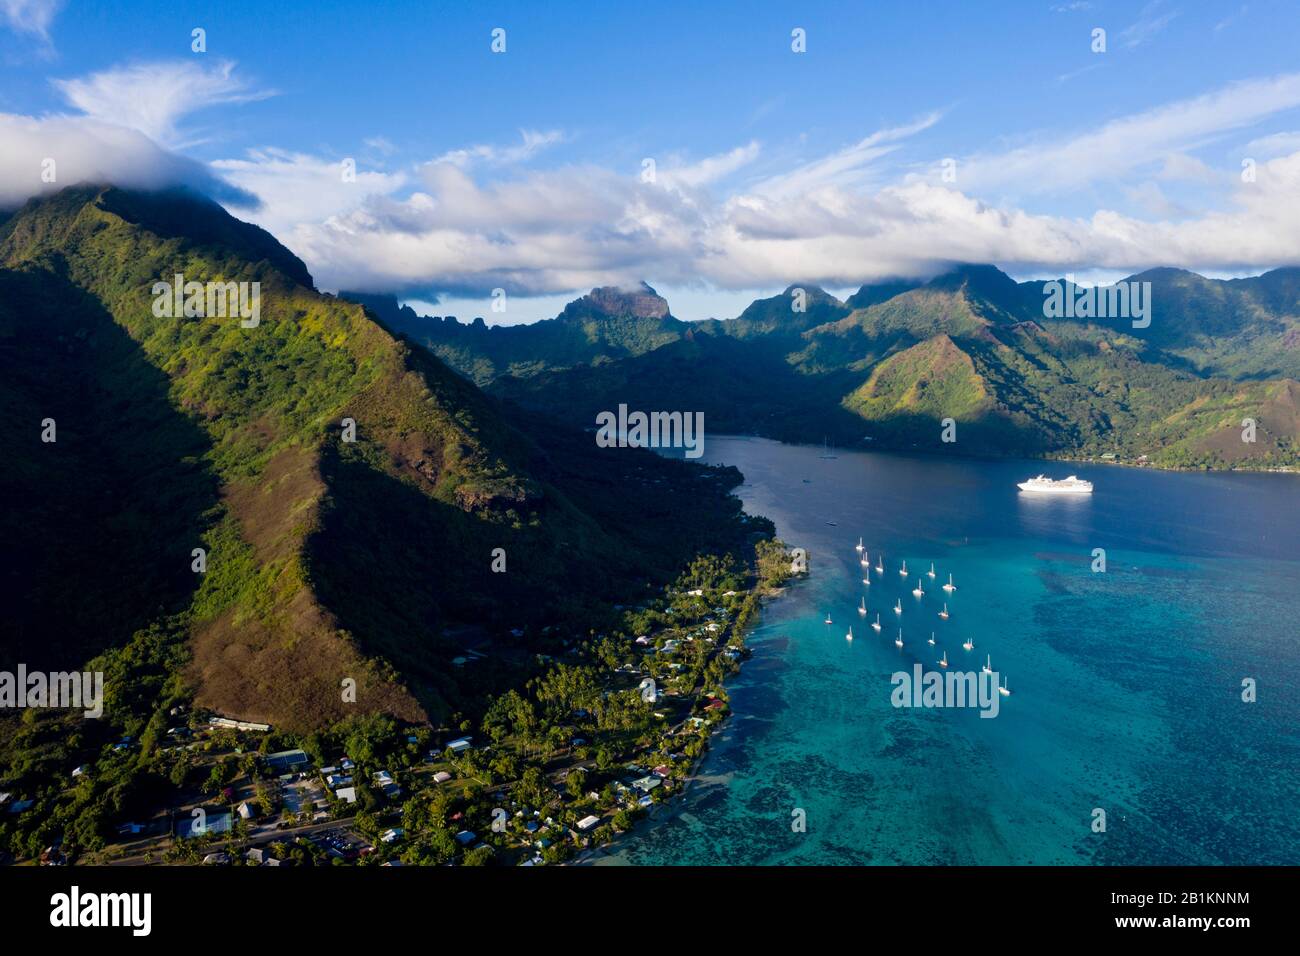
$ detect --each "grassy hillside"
[0,186,757,736]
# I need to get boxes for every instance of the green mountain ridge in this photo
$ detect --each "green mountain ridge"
[383,262,1300,468]
[345,282,690,386]
[0,186,756,737]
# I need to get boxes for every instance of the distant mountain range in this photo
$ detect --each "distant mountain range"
[347,262,1300,469]
[0,186,756,732]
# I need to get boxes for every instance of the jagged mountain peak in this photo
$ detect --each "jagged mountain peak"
[923,263,1022,303]
[561,281,671,321]
[846,278,922,311]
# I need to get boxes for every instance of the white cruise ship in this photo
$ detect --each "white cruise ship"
[1016,474,1093,495]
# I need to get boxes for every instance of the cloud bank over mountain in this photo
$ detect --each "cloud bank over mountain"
[4,54,1300,300]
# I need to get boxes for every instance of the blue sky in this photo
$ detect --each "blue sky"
[4,0,1300,323]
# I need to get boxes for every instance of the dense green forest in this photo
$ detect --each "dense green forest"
[358,262,1300,469]
[0,186,770,860]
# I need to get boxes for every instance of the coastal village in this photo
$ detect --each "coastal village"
[3,540,796,867]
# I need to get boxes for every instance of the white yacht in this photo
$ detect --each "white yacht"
[855,537,864,553]
[982,654,993,675]
[859,597,868,616]
[899,560,909,577]
[939,603,950,620]
[962,636,974,652]
[999,675,1011,697]
[1017,474,1093,495]
[927,562,936,579]
[871,612,882,632]
[939,651,949,668]
[875,554,884,574]
[894,599,903,615]
[846,626,854,642]
[942,573,957,593]
[895,628,904,649]
[824,612,833,625]
[912,578,924,598]
[927,631,936,646]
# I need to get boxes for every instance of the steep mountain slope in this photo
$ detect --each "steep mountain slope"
[1017,267,1300,380]
[345,282,689,385]
[705,284,849,340]
[1106,268,1300,380]
[0,186,753,733]
[845,278,923,311]
[492,330,866,442]
[791,265,1031,374]
[487,264,1300,467]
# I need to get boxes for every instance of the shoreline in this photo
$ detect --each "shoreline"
[571,582,790,866]
[704,432,1300,476]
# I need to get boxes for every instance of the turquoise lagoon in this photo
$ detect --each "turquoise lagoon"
[606,437,1300,865]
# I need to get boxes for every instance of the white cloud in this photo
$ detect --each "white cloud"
[1056,62,1103,85]
[954,72,1300,197]
[364,136,398,156]
[1243,130,1300,158]
[431,129,564,169]
[0,0,63,39]
[753,113,941,200]
[266,125,1300,297]
[1119,1,1179,48]
[657,141,760,189]
[52,59,273,147]
[0,112,253,208]
[5,61,1300,304]
[212,147,407,239]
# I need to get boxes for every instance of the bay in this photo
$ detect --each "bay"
[603,436,1300,865]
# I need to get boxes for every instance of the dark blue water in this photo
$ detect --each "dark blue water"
[608,438,1300,865]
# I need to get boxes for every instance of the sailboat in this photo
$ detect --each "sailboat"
[982,654,993,675]
[894,599,903,615]
[999,675,1011,696]
[845,626,854,642]
[819,437,837,460]
[912,577,924,598]
[939,650,949,668]
[899,560,909,577]
[962,636,974,652]
[855,537,864,552]
[875,554,884,574]
[871,613,882,632]
[927,631,936,646]
[927,562,936,579]
[860,552,870,568]
[939,603,950,620]
[862,576,871,586]
[824,612,833,625]
[942,573,957,593]
[895,628,904,648]
[859,597,868,616]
